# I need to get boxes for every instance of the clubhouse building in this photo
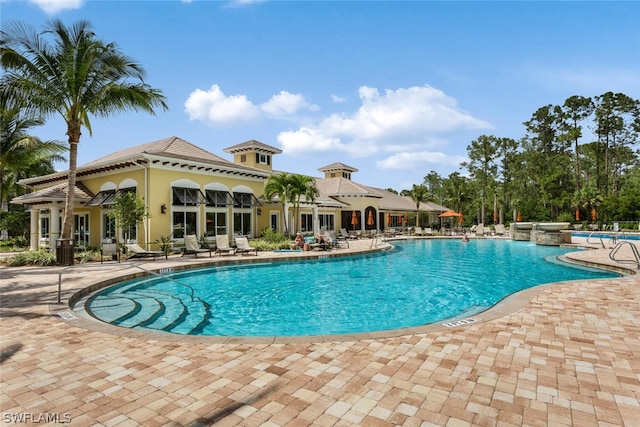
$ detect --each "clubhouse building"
[12,136,448,250]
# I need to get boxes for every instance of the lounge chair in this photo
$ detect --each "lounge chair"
[182,234,212,258]
[414,227,424,236]
[215,235,235,256]
[494,224,506,236]
[340,228,358,240]
[124,243,164,260]
[423,227,434,236]
[234,237,257,256]
[328,230,348,248]
[100,242,119,263]
[475,224,485,237]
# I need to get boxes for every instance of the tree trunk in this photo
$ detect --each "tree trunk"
[61,140,78,240]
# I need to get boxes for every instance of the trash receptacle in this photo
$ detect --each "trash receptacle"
[56,238,74,266]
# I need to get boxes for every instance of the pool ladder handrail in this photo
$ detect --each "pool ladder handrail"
[586,231,608,248]
[608,241,640,269]
[57,262,195,304]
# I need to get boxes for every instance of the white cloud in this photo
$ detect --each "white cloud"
[185,85,319,125]
[260,91,319,117]
[30,0,84,14]
[331,94,347,103]
[376,151,468,170]
[277,84,492,157]
[184,85,260,125]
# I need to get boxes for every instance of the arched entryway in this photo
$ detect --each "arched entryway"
[364,206,377,231]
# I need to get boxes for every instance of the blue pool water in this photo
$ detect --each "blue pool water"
[85,240,619,337]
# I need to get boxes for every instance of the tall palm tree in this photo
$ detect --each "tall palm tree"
[264,172,294,236]
[407,184,430,227]
[1,19,168,240]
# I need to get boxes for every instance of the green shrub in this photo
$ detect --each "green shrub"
[2,249,57,266]
[260,228,288,244]
[250,239,291,251]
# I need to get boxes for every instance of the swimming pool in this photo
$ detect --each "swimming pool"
[82,240,619,337]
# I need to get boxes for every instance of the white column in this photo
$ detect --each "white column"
[313,205,319,235]
[50,206,61,249]
[29,208,39,250]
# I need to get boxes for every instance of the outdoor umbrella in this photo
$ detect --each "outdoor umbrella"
[517,212,522,222]
[438,210,462,218]
[367,210,374,226]
[351,211,358,230]
[386,212,391,226]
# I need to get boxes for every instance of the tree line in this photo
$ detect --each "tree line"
[401,92,640,228]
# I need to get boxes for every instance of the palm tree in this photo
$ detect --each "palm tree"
[289,174,319,232]
[1,19,168,240]
[406,184,430,227]
[264,172,294,236]
[0,106,66,212]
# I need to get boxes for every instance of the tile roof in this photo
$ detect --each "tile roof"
[83,136,230,167]
[223,139,282,154]
[11,182,93,204]
[318,162,358,172]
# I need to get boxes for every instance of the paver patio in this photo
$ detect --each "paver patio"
[1,238,639,426]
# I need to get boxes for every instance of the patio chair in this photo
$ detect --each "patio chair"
[494,224,506,236]
[414,227,424,236]
[124,243,164,261]
[182,234,212,258]
[474,224,485,237]
[340,228,358,240]
[234,237,257,256]
[100,242,119,263]
[423,227,434,236]
[215,235,235,256]
[328,230,348,248]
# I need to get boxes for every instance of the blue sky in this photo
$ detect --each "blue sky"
[2,0,639,191]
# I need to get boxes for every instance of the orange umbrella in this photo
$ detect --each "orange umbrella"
[351,211,358,229]
[591,208,597,221]
[493,211,497,223]
[516,211,522,222]
[439,210,462,218]
[458,212,464,225]
[575,209,580,221]
[367,210,374,226]
[386,212,391,225]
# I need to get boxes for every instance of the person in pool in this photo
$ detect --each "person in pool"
[462,234,469,242]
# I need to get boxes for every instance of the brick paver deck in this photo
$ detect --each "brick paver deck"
[1,237,639,426]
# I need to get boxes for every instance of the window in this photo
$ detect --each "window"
[300,213,313,233]
[270,212,279,232]
[205,212,227,236]
[240,154,246,163]
[255,153,270,165]
[233,212,251,236]
[40,213,50,241]
[173,211,197,239]
[172,187,206,206]
[102,214,116,242]
[74,214,90,247]
[319,214,335,231]
[342,172,351,179]
[205,190,233,207]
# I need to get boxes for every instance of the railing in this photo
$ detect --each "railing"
[586,231,607,248]
[57,262,193,304]
[609,241,640,269]
[370,232,386,249]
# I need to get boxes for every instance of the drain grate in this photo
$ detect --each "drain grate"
[442,317,479,328]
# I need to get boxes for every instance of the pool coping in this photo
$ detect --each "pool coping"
[49,238,637,344]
